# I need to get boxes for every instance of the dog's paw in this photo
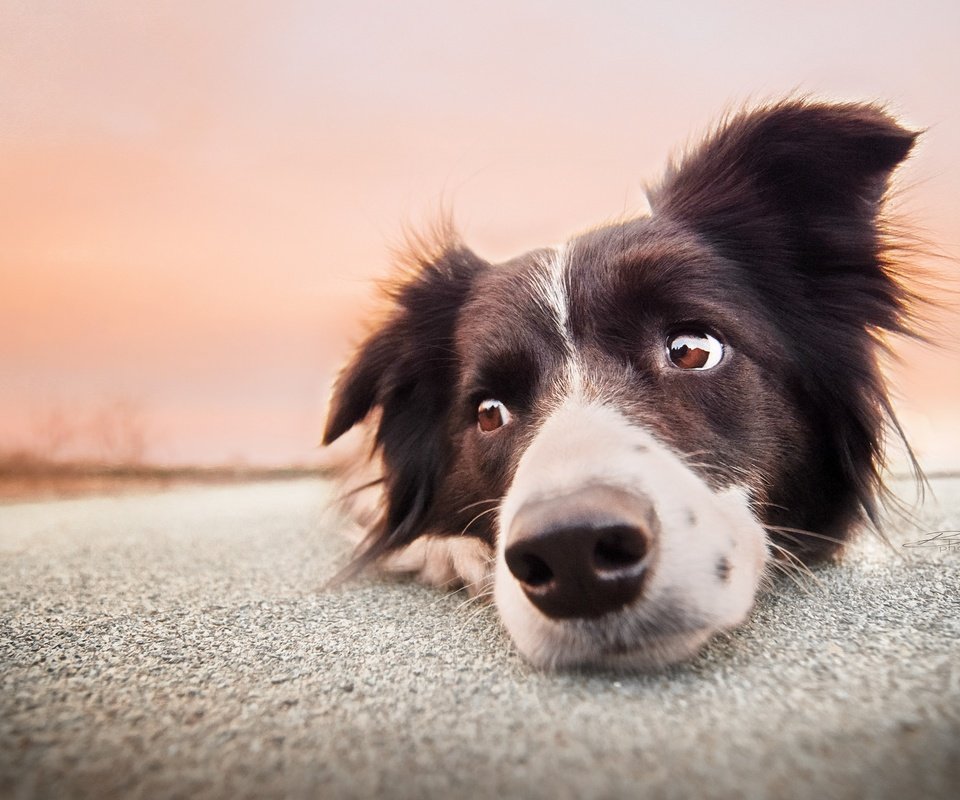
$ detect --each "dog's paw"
[382,535,494,597]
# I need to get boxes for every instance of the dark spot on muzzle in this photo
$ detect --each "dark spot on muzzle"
[715,555,732,583]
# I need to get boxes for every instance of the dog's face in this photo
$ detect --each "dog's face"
[323,100,918,669]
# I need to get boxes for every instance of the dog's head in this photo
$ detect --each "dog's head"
[323,100,918,669]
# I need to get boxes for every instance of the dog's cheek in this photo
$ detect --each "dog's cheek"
[437,426,525,545]
[641,470,768,631]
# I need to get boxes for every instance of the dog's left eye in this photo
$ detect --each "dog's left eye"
[667,332,724,370]
[477,399,511,432]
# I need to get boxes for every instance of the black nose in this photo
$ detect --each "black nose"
[504,489,655,619]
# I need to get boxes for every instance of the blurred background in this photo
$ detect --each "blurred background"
[1,0,958,472]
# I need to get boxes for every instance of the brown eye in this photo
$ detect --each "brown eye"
[477,399,511,432]
[668,332,724,370]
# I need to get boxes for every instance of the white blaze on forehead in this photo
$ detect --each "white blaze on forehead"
[531,244,572,348]
[529,243,586,399]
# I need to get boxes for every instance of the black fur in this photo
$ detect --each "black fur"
[649,101,919,552]
[323,241,489,568]
[324,99,920,574]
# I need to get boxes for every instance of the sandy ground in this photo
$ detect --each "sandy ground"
[1,476,959,799]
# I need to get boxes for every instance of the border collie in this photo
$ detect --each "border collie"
[322,99,921,669]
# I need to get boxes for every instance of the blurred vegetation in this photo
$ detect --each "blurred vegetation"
[0,397,328,501]
[0,452,328,502]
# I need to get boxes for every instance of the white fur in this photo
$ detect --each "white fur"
[531,244,571,343]
[383,535,493,595]
[494,398,768,669]
[529,243,592,400]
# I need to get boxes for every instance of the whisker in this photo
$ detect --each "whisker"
[459,506,500,537]
[455,498,501,515]
[455,592,484,612]
[463,594,497,624]
[423,573,481,606]
[678,456,757,485]
[766,540,824,592]
[764,524,847,547]
[762,555,809,593]
[746,497,790,513]
[453,580,496,613]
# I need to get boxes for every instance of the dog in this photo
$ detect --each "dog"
[322,99,922,669]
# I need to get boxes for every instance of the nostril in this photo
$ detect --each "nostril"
[592,525,647,572]
[513,552,553,587]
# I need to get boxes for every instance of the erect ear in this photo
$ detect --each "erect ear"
[651,100,922,536]
[323,237,487,563]
[649,100,917,306]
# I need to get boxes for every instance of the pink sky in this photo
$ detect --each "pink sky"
[1,2,958,467]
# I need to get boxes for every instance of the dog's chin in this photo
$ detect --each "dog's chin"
[591,632,713,671]
[493,543,760,671]
[590,629,715,671]
[494,584,741,671]
[517,620,717,672]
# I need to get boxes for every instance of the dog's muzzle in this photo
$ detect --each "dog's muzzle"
[493,398,767,669]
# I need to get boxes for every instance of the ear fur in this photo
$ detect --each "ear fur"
[323,234,487,571]
[650,99,917,292]
[650,99,922,545]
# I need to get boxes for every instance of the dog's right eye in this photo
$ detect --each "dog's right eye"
[477,399,511,432]
[667,331,724,370]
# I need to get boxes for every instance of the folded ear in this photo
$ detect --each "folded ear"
[323,237,487,565]
[650,100,917,314]
[323,240,486,445]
